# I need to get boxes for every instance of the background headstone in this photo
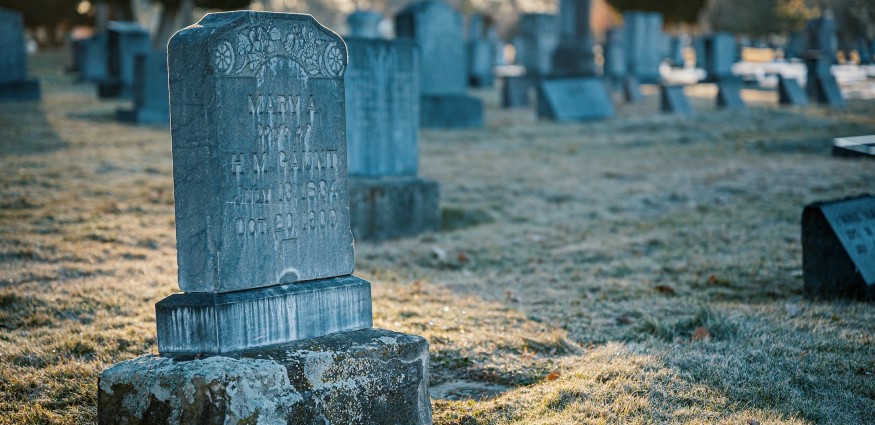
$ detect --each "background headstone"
[803,195,875,300]
[502,76,530,108]
[704,33,737,82]
[98,21,150,98]
[514,13,558,78]
[117,52,170,124]
[778,75,809,106]
[660,84,692,115]
[624,11,663,83]
[0,8,40,101]
[623,76,643,102]
[667,36,684,67]
[467,13,494,87]
[347,9,383,38]
[551,0,596,77]
[79,33,109,83]
[603,27,626,90]
[537,78,614,121]
[716,78,745,110]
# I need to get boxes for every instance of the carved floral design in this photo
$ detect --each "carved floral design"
[219,21,345,78]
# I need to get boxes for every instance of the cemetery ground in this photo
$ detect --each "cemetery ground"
[1,52,874,425]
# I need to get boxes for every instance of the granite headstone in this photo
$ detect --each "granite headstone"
[704,33,736,82]
[803,195,875,300]
[623,75,643,102]
[624,11,662,83]
[395,0,483,128]
[603,27,626,90]
[667,36,684,66]
[716,78,745,109]
[806,59,844,107]
[502,75,530,108]
[347,9,383,38]
[660,84,692,115]
[467,14,494,87]
[117,52,170,124]
[0,8,40,101]
[778,75,809,106]
[551,0,596,77]
[79,33,108,82]
[538,78,614,121]
[515,13,558,78]
[98,21,151,98]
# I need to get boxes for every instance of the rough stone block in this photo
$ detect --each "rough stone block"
[802,195,875,300]
[716,78,745,109]
[420,94,484,128]
[156,275,372,355]
[501,76,530,108]
[348,176,440,241]
[778,75,809,106]
[538,78,614,121]
[660,84,692,115]
[98,328,432,425]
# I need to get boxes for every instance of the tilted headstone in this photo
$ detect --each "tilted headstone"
[833,135,875,159]
[515,13,559,77]
[97,13,431,424]
[805,58,844,107]
[538,78,614,121]
[396,0,483,128]
[502,75,530,108]
[716,78,745,109]
[778,75,808,106]
[551,0,596,77]
[98,21,150,98]
[0,8,40,101]
[603,27,626,90]
[623,75,643,102]
[803,195,875,300]
[624,11,662,83]
[117,52,170,124]
[346,9,383,38]
[345,37,440,241]
[467,13,494,87]
[704,33,736,82]
[660,84,692,115]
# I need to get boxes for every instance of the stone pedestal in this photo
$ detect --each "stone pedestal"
[420,95,484,128]
[349,176,440,241]
[98,328,432,425]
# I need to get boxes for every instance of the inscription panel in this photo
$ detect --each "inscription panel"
[821,196,875,285]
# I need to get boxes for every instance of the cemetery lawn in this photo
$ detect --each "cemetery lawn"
[2,51,875,425]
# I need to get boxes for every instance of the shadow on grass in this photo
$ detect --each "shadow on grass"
[0,102,67,156]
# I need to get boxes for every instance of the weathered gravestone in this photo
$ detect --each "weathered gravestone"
[502,75,530,108]
[79,32,109,82]
[98,21,150,98]
[347,9,383,38]
[395,0,483,128]
[716,78,745,110]
[778,75,809,106]
[803,195,875,300]
[660,84,692,115]
[97,12,431,424]
[538,79,614,121]
[467,13,494,87]
[551,0,596,77]
[0,8,40,101]
[703,33,736,82]
[345,38,440,241]
[603,27,626,91]
[833,134,875,159]
[117,52,170,124]
[514,13,558,78]
[624,11,662,83]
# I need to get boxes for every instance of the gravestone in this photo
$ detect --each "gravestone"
[623,75,643,102]
[97,21,150,98]
[704,33,736,82]
[603,27,626,90]
[778,75,809,106]
[833,135,875,159]
[624,11,662,83]
[79,32,108,82]
[693,36,706,68]
[488,27,505,67]
[396,0,483,128]
[660,84,692,115]
[502,75,530,108]
[856,38,872,65]
[68,35,88,73]
[117,52,170,124]
[551,0,596,77]
[716,78,745,109]
[803,195,875,300]
[806,59,844,107]
[668,36,684,67]
[347,9,383,38]
[467,13,494,87]
[514,13,558,78]
[345,37,440,241]
[97,12,431,424]
[0,8,40,101]
[537,78,614,121]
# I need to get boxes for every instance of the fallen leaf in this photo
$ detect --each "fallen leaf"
[708,274,717,284]
[457,252,470,263]
[655,285,676,295]
[692,326,711,341]
[545,372,560,381]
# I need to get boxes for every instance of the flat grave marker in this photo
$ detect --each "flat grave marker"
[716,78,745,109]
[778,75,809,106]
[660,84,692,115]
[538,78,614,121]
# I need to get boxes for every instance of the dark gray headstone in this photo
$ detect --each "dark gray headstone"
[623,75,643,103]
[551,0,596,77]
[68,36,88,73]
[79,33,108,82]
[660,84,692,115]
[537,78,614,121]
[778,75,809,106]
[0,8,40,101]
[704,33,736,81]
[117,52,170,124]
[168,12,354,293]
[345,38,419,177]
[98,21,150,99]
[803,195,875,300]
[624,11,662,83]
[804,16,837,63]
[396,1,484,128]
[515,13,558,77]
[603,27,626,89]
[806,58,844,107]
[347,9,383,38]
[502,76,530,108]
[716,78,745,109]
[467,14,494,87]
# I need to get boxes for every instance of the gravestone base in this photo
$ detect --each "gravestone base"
[349,176,440,241]
[420,95,484,128]
[0,79,40,101]
[116,108,170,125]
[156,276,373,355]
[98,328,432,425]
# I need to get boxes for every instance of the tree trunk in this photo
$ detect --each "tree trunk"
[154,2,182,51]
